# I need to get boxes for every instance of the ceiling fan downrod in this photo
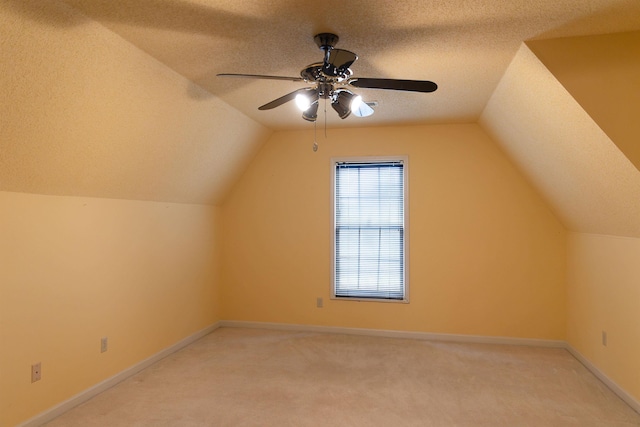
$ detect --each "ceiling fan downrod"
[314,32,340,65]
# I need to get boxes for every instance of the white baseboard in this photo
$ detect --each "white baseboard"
[566,345,640,415]
[18,322,221,427]
[219,320,566,348]
[18,320,640,425]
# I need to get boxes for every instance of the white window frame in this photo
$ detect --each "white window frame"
[331,156,409,303]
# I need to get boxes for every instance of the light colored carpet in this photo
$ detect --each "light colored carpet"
[46,327,640,426]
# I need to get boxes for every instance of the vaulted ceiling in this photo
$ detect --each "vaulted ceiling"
[2,0,640,236]
[57,0,640,129]
[480,42,640,237]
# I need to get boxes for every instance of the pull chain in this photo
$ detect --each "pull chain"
[324,97,328,138]
[313,119,318,152]
[312,98,328,152]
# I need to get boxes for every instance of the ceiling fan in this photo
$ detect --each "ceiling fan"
[217,33,438,122]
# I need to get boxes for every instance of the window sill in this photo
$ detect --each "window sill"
[331,296,409,304]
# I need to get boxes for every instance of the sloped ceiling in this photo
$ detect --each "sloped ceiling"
[0,0,271,205]
[53,0,640,129]
[2,0,640,235]
[528,31,640,173]
[480,44,640,238]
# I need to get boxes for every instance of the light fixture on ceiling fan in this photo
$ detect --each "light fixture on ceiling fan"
[293,85,367,121]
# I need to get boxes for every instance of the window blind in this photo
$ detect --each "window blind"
[334,161,405,300]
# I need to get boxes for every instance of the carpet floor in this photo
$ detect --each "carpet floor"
[45,327,640,426]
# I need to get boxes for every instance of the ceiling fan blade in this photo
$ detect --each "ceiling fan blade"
[349,78,438,93]
[323,49,358,76]
[217,73,304,82]
[258,88,312,110]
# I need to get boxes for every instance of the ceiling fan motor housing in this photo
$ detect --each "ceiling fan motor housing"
[314,33,339,50]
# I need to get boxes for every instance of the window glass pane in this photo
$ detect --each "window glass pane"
[334,161,405,300]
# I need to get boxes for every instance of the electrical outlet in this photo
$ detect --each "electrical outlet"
[101,336,108,353]
[31,362,41,383]
[602,331,607,347]
[316,297,323,308]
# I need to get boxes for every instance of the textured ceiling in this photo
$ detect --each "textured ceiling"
[53,0,640,130]
[3,0,640,231]
[528,31,640,173]
[1,0,270,205]
[480,45,640,238]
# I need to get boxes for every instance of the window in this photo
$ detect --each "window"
[332,157,408,302]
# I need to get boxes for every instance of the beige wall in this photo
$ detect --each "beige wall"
[567,232,640,403]
[221,124,566,339]
[0,192,222,427]
[0,2,256,423]
[3,1,636,421]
